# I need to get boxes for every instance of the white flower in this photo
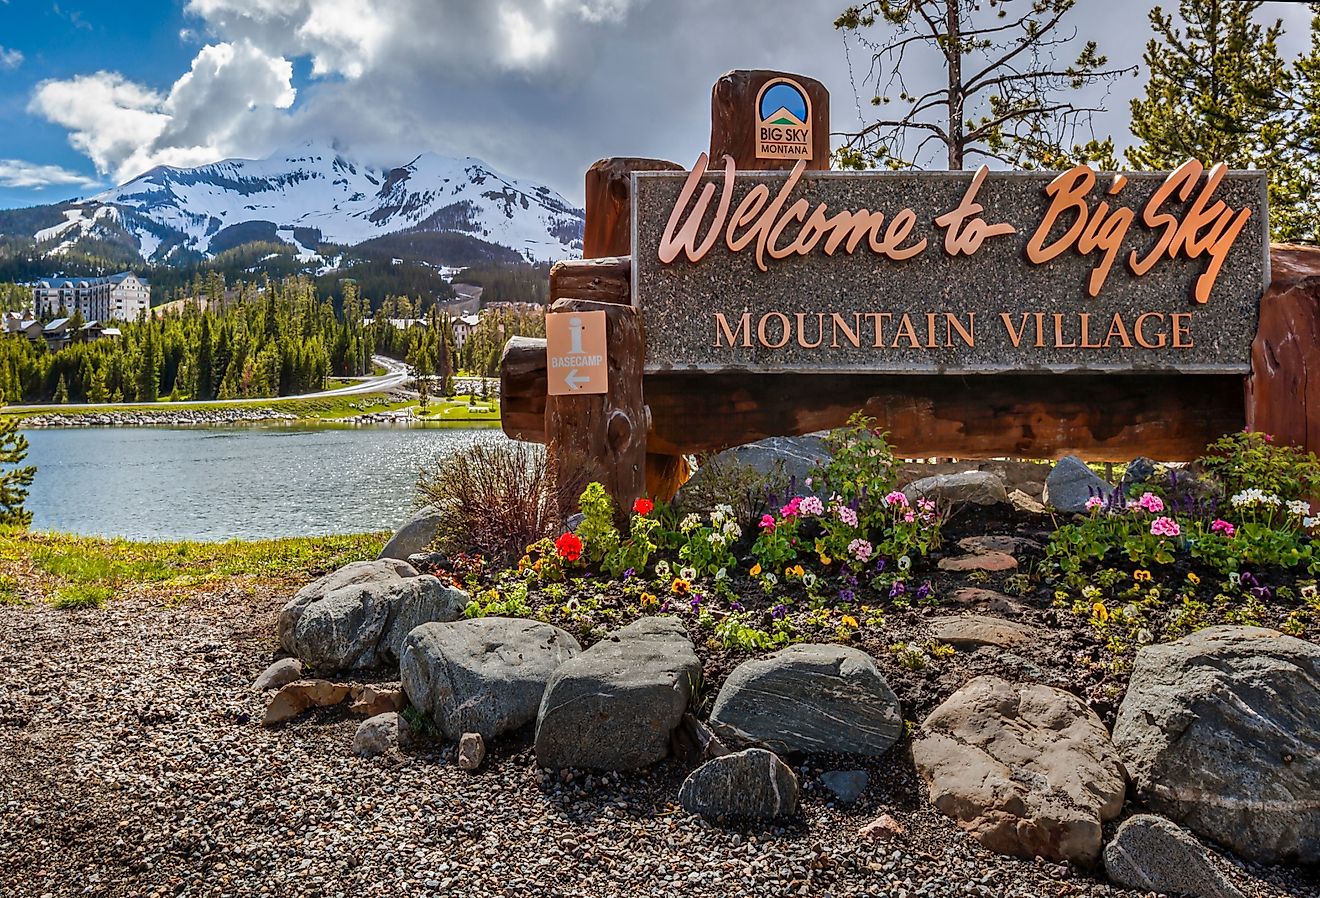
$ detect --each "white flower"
[801,572,817,589]
[1305,516,1320,530]
[654,560,671,578]
[679,566,697,582]
[679,514,702,533]
[763,572,778,586]
[1287,499,1311,516]
[715,567,728,581]
[722,520,742,540]
[1230,489,1282,507]
[897,555,912,572]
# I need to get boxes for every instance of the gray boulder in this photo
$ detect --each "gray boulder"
[251,657,303,692]
[353,712,409,758]
[678,435,830,514]
[679,748,799,821]
[820,770,869,805]
[1043,456,1114,513]
[400,617,582,741]
[1112,626,1320,864]
[709,644,901,756]
[1103,815,1245,898]
[281,563,468,672]
[278,559,417,651]
[535,617,700,770]
[378,506,445,561]
[902,471,1007,507]
[912,676,1126,865]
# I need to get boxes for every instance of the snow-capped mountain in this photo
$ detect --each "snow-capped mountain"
[21,142,584,265]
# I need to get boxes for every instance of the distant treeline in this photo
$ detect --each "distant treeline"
[0,274,549,404]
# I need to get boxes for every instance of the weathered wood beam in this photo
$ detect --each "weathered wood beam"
[1246,244,1320,450]
[548,257,630,306]
[544,299,646,522]
[585,158,683,259]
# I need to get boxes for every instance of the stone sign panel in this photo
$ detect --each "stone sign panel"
[632,156,1268,374]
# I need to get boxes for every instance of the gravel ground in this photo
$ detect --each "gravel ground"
[1,586,1316,898]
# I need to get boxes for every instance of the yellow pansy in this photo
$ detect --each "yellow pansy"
[640,592,658,608]
[1187,572,1201,586]
[1133,570,1152,582]
[1091,601,1110,623]
[749,563,762,578]
[841,615,859,628]
[670,578,691,595]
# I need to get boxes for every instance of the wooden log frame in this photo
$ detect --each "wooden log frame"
[1246,244,1320,448]
[544,299,647,523]
[710,69,831,172]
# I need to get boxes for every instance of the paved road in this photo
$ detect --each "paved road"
[6,354,411,412]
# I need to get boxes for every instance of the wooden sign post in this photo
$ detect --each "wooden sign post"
[506,69,1317,523]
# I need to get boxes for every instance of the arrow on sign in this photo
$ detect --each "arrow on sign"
[564,369,591,391]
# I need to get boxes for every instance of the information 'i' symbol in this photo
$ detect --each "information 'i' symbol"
[568,316,585,354]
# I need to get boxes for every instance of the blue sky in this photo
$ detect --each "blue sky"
[0,1,1314,211]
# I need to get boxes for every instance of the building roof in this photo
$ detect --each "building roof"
[44,317,71,332]
[37,272,148,289]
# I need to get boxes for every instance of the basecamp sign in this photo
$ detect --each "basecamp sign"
[631,155,1268,374]
[547,310,609,395]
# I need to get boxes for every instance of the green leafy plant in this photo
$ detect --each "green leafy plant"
[1199,431,1320,502]
[821,412,898,531]
[576,483,620,565]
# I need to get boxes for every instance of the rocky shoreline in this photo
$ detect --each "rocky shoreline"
[14,408,301,428]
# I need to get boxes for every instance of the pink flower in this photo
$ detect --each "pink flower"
[779,496,803,518]
[1150,516,1181,537]
[903,510,916,523]
[758,514,776,531]
[798,496,824,516]
[1137,492,1165,514]
[848,538,873,562]
[917,498,936,513]
[883,491,909,508]
[1084,496,1104,511]
[836,505,859,527]
[1211,518,1236,537]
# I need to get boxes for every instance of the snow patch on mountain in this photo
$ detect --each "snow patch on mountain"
[24,142,584,264]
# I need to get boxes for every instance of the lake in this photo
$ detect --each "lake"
[19,425,506,541]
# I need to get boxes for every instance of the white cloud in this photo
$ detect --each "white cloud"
[0,46,22,70]
[29,40,296,183]
[0,159,100,189]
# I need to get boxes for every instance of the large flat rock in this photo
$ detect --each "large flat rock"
[678,748,799,822]
[534,617,700,770]
[912,676,1125,865]
[1112,626,1320,864]
[709,644,901,756]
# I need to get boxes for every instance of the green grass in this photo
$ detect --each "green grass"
[0,529,388,608]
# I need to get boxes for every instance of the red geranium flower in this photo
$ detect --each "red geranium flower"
[554,532,583,562]
[633,498,655,515]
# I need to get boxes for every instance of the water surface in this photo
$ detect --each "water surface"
[20,425,503,541]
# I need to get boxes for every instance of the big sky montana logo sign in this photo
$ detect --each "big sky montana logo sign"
[631,156,1268,375]
[755,78,812,161]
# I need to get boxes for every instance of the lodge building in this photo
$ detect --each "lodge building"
[32,272,151,322]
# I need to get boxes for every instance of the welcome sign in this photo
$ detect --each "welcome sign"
[632,156,1268,374]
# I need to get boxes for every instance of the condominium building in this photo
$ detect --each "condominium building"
[32,272,151,321]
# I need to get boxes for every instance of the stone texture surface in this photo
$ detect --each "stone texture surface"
[958,535,1040,555]
[912,676,1126,865]
[457,732,486,771]
[400,617,582,741]
[263,679,350,726]
[634,169,1265,374]
[251,657,302,692]
[678,748,799,822]
[937,552,1018,573]
[278,559,417,653]
[1112,626,1320,865]
[1103,815,1245,898]
[670,713,730,766]
[353,712,404,758]
[709,644,902,757]
[929,615,1038,649]
[677,435,830,513]
[279,562,468,673]
[378,506,445,561]
[535,617,701,770]
[859,814,906,842]
[1009,489,1047,514]
[348,685,403,718]
[949,588,1029,616]
[903,471,1007,507]
[820,770,869,805]
[1043,456,1114,513]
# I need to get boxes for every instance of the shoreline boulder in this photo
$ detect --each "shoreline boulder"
[1112,626,1320,865]
[535,617,700,770]
[912,676,1126,865]
[709,644,902,756]
[401,617,582,741]
[378,506,445,561]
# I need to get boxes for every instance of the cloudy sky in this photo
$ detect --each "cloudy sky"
[0,0,1313,209]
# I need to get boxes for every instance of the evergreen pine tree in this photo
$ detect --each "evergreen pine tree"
[0,391,35,528]
[53,373,69,404]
